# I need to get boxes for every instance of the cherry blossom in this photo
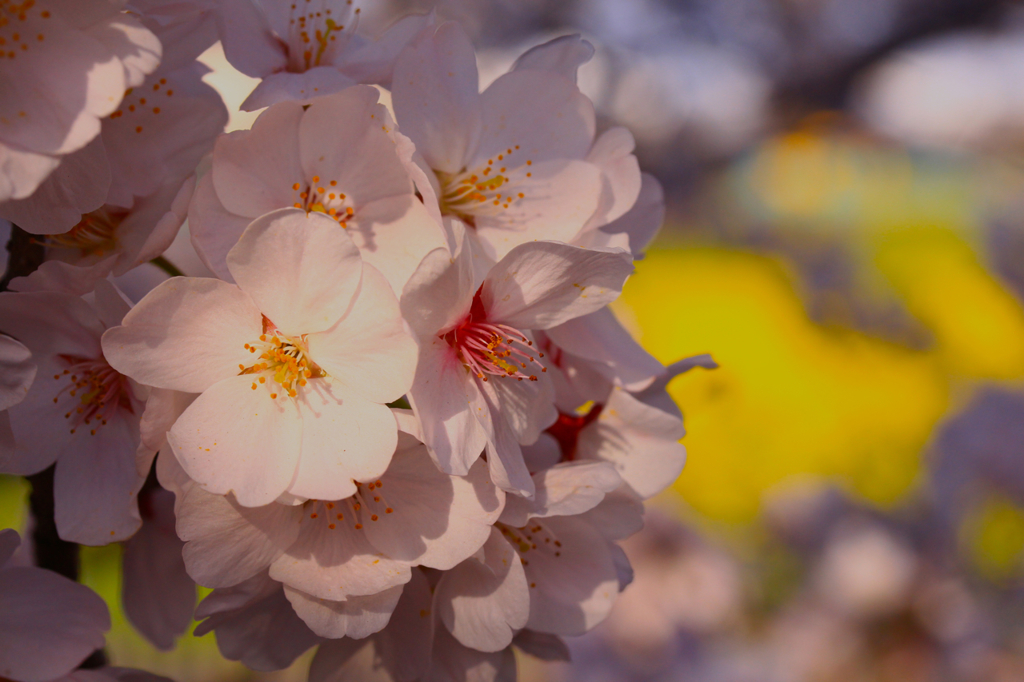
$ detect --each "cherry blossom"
[217,0,431,110]
[0,0,161,202]
[189,85,445,294]
[0,334,35,454]
[401,223,634,495]
[0,279,152,544]
[0,529,111,682]
[104,208,418,506]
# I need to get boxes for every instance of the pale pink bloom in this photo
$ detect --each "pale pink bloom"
[0,529,111,682]
[401,223,634,496]
[122,486,195,651]
[189,86,445,294]
[172,432,503,637]
[433,461,641,652]
[391,24,640,263]
[0,334,35,455]
[217,0,431,110]
[0,281,153,544]
[0,0,161,202]
[2,51,227,244]
[103,209,418,506]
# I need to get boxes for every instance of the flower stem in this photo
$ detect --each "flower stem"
[150,255,186,277]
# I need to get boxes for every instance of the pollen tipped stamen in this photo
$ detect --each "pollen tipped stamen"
[53,353,135,434]
[445,315,545,382]
[240,332,324,399]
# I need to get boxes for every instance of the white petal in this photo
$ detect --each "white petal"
[430,625,517,682]
[399,227,474,339]
[169,374,303,507]
[373,568,434,682]
[601,172,665,255]
[241,67,358,110]
[308,639,368,682]
[284,584,403,639]
[305,264,416,404]
[0,335,34,412]
[511,630,571,662]
[482,241,633,330]
[512,34,594,83]
[102,277,262,394]
[177,485,303,588]
[435,528,529,652]
[523,516,619,635]
[187,172,251,281]
[476,379,534,498]
[0,567,110,682]
[362,447,503,570]
[0,144,59,203]
[583,127,641,228]
[499,461,621,527]
[391,22,481,173]
[289,382,398,502]
[227,208,363,335]
[407,339,488,476]
[217,0,288,78]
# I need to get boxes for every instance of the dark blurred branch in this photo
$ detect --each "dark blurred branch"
[0,225,44,292]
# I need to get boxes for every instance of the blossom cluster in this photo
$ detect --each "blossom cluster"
[0,2,707,680]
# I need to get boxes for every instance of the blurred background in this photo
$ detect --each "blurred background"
[6,0,1024,679]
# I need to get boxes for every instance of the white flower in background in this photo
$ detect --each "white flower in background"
[401,223,634,496]
[217,0,432,110]
[0,278,152,544]
[0,0,161,202]
[0,529,110,682]
[103,209,417,506]
[172,428,502,637]
[0,334,35,455]
[189,86,445,294]
[391,23,640,264]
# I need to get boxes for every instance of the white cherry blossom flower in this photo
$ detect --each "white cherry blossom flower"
[172,430,503,637]
[0,0,161,202]
[0,280,153,544]
[400,223,634,496]
[0,334,35,455]
[217,0,431,110]
[0,529,111,682]
[391,24,640,264]
[189,86,445,294]
[103,208,418,506]
[434,461,641,652]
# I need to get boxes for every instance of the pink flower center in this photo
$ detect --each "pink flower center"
[284,0,358,72]
[442,289,545,382]
[435,145,533,226]
[545,404,604,462]
[52,353,135,435]
[43,209,123,257]
[288,175,354,227]
[239,331,324,400]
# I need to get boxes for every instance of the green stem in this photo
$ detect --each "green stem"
[150,255,185,278]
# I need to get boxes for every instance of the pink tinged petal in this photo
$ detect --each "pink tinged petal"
[177,484,303,588]
[407,339,489,476]
[269,511,411,601]
[139,388,195,453]
[361,446,503,570]
[122,492,196,650]
[472,69,596,168]
[335,12,437,86]
[169,374,303,507]
[10,257,116,297]
[102,277,261,393]
[54,414,145,544]
[511,630,571,662]
[521,433,561,473]
[399,226,475,338]
[373,568,434,682]
[602,172,665,255]
[482,241,634,330]
[391,22,482,173]
[241,67,358,111]
[227,209,363,335]
[289,382,397,501]
[486,370,557,446]
[0,529,19,567]
[284,584,403,639]
[436,528,529,652]
[500,461,621,527]
[84,14,162,89]
[0,335,35,412]
[210,102,305,218]
[430,625,518,682]
[472,159,604,263]
[523,516,620,636]
[348,196,449,296]
[0,290,102,358]
[308,639,368,682]
[583,127,642,228]
[0,566,110,682]
[0,144,59,202]
[194,573,321,672]
[512,34,595,84]
[115,178,195,276]
[187,172,250,281]
[578,388,687,499]
[545,307,663,392]
[216,0,288,78]
[476,379,535,498]
[576,488,645,542]
[298,87,412,206]
[0,137,110,234]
